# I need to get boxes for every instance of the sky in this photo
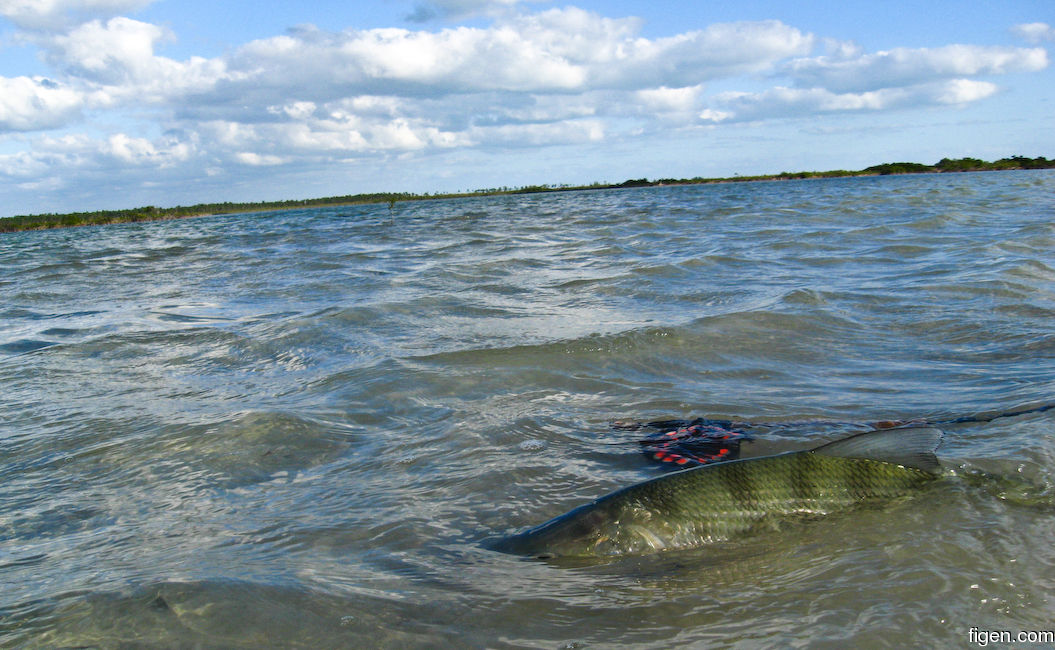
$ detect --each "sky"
[0,0,1052,216]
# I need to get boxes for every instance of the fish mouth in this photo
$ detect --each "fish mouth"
[487,520,606,559]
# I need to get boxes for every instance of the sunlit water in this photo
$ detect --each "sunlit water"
[2,171,1055,648]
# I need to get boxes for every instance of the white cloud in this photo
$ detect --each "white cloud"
[234,152,287,166]
[704,78,999,123]
[820,37,863,60]
[36,17,229,96]
[104,132,191,165]
[636,85,703,113]
[786,45,1048,93]
[688,42,1046,124]
[0,128,191,199]
[935,78,997,104]
[339,95,402,117]
[494,93,597,123]
[1011,22,1055,44]
[369,119,433,149]
[277,122,370,151]
[0,148,59,177]
[220,10,811,98]
[197,108,470,157]
[698,108,732,123]
[45,16,167,81]
[268,101,317,120]
[106,132,155,162]
[227,19,590,95]
[336,23,589,91]
[0,4,1051,216]
[710,86,895,120]
[512,13,814,89]
[0,8,815,142]
[0,75,84,130]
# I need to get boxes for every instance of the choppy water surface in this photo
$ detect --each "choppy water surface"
[3,171,1055,647]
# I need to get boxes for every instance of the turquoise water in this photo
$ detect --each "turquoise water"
[2,171,1055,647]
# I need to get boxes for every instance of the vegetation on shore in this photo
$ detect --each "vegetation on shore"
[2,155,1052,233]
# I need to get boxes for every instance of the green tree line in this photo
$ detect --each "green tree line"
[2,156,1052,233]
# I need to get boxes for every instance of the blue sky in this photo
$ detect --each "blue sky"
[0,0,1052,216]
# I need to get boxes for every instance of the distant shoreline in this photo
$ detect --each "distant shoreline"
[2,155,1052,233]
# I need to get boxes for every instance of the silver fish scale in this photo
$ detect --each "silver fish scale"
[552,451,936,556]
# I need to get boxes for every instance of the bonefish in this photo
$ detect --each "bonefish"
[496,426,943,558]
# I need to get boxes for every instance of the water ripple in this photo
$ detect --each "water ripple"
[3,171,1055,647]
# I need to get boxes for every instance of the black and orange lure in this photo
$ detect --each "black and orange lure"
[621,418,752,468]
[617,402,1055,470]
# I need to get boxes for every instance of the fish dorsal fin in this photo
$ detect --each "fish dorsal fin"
[810,426,944,473]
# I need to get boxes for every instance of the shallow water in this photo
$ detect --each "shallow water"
[2,171,1055,647]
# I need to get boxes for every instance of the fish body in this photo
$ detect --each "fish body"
[497,427,943,558]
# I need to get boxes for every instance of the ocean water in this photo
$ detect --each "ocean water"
[2,170,1055,648]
